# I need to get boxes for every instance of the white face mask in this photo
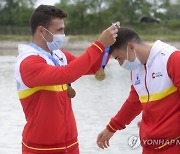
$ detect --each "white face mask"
[42,27,65,51]
[121,46,141,71]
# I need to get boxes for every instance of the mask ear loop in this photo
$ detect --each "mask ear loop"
[41,27,54,43]
[127,45,137,62]
[41,34,48,42]
[126,45,129,61]
[134,49,138,61]
[43,27,54,36]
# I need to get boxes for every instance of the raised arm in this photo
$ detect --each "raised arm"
[20,24,119,87]
[20,41,104,87]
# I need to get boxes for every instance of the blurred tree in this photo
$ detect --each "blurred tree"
[0,0,179,35]
[56,0,88,34]
[0,0,36,26]
[56,0,111,34]
[166,0,180,19]
[107,0,152,24]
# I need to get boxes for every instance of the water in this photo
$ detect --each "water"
[0,54,142,154]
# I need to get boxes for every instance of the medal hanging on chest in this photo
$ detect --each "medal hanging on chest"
[29,43,76,98]
[67,83,76,98]
[95,46,110,81]
[53,52,76,98]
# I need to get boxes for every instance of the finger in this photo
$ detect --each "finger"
[112,22,120,29]
[105,139,110,148]
[97,141,102,149]
[97,134,105,149]
[115,21,120,28]
[98,141,104,149]
[109,24,118,31]
[102,140,108,149]
[107,139,110,147]
[114,33,118,38]
[113,28,118,34]
[97,133,103,144]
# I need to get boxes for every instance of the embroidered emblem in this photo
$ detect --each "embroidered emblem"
[135,74,141,85]
[152,72,163,79]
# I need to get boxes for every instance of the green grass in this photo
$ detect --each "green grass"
[141,34,180,42]
[68,34,180,42]
[0,33,180,42]
[0,35,31,41]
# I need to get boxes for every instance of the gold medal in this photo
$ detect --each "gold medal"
[95,68,105,81]
[67,85,76,98]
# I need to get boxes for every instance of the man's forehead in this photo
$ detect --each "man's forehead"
[112,48,125,57]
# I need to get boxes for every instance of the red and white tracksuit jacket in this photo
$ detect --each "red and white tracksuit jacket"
[107,40,180,151]
[15,41,105,153]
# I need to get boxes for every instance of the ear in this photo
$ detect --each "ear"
[36,26,45,36]
[127,42,135,51]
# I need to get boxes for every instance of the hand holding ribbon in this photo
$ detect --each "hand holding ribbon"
[95,22,120,81]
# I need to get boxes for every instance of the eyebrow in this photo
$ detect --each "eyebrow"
[57,27,64,31]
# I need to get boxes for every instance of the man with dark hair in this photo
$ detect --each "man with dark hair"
[30,5,68,35]
[15,4,119,154]
[97,27,180,154]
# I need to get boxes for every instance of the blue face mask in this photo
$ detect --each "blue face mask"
[121,46,141,71]
[42,27,65,51]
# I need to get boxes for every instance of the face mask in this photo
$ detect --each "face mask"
[121,46,141,71]
[42,27,65,51]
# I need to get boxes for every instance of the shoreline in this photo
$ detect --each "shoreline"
[0,38,92,56]
[0,40,180,56]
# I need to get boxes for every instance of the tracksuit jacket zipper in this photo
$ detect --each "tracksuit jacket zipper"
[144,65,150,102]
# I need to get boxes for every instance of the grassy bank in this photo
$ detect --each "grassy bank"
[0,32,180,42]
[1,19,180,42]
[68,34,180,42]
[0,35,32,41]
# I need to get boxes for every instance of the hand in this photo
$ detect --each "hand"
[98,21,120,47]
[96,128,114,149]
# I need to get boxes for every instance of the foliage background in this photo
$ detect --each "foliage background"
[0,0,180,40]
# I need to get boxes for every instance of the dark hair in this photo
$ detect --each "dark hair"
[29,5,68,35]
[110,27,142,54]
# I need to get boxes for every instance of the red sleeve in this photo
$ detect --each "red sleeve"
[85,53,111,75]
[61,50,77,64]
[20,41,105,87]
[84,41,111,75]
[62,41,110,75]
[106,85,142,133]
[167,50,180,88]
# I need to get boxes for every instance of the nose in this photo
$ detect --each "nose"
[118,59,124,66]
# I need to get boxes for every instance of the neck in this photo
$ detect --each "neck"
[32,36,52,54]
[138,43,152,65]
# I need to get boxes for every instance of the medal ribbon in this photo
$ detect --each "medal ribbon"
[29,42,75,97]
[100,46,110,69]
[29,42,59,66]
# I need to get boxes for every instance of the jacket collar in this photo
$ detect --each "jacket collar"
[18,44,39,55]
[146,40,176,65]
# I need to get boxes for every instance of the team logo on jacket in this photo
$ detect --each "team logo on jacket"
[152,72,163,79]
[135,74,141,85]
